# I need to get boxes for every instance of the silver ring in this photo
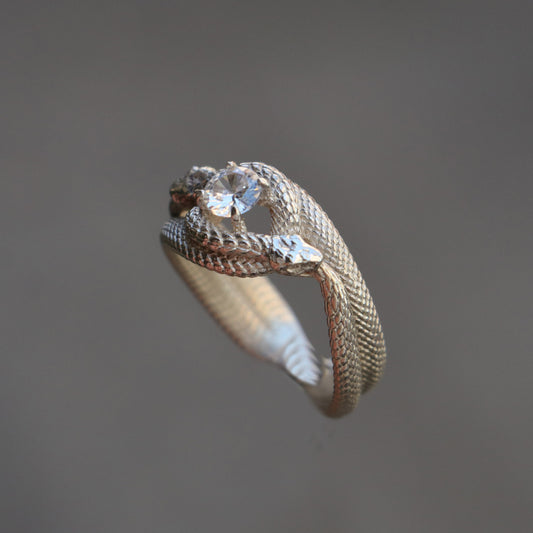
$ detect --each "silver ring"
[161,162,386,418]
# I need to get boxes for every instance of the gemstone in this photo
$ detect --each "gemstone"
[203,165,261,218]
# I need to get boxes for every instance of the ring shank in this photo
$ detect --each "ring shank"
[164,248,335,410]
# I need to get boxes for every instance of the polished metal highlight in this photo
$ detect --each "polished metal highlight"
[161,162,386,418]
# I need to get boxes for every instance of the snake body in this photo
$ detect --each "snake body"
[161,162,386,417]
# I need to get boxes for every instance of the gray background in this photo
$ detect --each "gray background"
[2,1,532,532]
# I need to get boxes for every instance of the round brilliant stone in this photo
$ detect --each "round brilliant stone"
[203,165,261,218]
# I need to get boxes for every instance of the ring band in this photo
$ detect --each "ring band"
[161,162,386,418]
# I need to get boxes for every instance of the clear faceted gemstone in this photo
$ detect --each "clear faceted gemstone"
[203,166,261,218]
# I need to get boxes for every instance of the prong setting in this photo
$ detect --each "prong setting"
[230,206,248,233]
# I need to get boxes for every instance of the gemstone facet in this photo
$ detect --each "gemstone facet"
[203,165,261,218]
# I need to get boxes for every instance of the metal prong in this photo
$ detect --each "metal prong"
[231,206,248,233]
[196,189,208,210]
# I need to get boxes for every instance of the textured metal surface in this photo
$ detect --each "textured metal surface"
[161,162,386,417]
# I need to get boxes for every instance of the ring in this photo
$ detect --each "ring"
[161,162,387,418]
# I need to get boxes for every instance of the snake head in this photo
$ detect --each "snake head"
[269,235,323,276]
[169,166,217,217]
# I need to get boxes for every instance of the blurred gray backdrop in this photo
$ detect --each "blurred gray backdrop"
[2,1,532,532]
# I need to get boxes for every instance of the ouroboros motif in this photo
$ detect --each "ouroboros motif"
[161,162,386,418]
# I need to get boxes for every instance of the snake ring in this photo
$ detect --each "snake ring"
[161,162,386,418]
